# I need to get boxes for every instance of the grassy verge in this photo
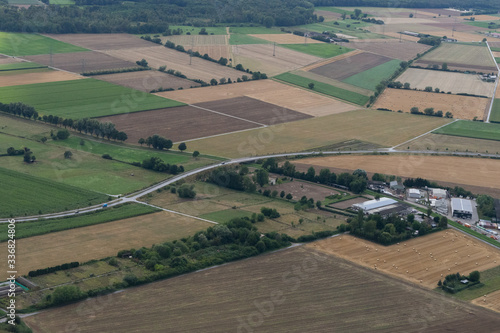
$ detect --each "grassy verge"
[0,62,47,71]
[274,72,369,105]
[280,43,352,58]
[0,32,87,56]
[0,203,158,242]
[490,47,500,52]
[449,221,500,248]
[489,99,500,123]
[200,209,254,223]
[342,59,401,91]
[433,120,500,141]
[0,167,108,218]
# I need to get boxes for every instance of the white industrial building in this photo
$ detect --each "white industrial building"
[431,188,447,199]
[408,189,421,199]
[451,198,473,219]
[353,197,398,212]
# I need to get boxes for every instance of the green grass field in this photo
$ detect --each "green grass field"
[0,132,167,195]
[452,265,500,301]
[229,33,269,45]
[466,20,500,29]
[274,72,369,105]
[490,99,500,123]
[280,43,352,58]
[491,47,500,52]
[0,62,47,71]
[7,0,41,4]
[433,120,500,141]
[0,79,184,118]
[0,167,107,218]
[342,59,400,91]
[0,68,52,76]
[315,6,356,15]
[0,203,158,241]
[495,57,500,63]
[167,25,228,35]
[0,32,87,56]
[229,26,285,34]
[49,0,75,4]
[200,209,254,223]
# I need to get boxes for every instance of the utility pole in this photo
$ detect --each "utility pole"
[49,40,53,67]
[273,42,276,57]
[189,35,194,65]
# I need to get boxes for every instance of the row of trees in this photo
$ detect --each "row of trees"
[138,135,172,151]
[410,106,453,118]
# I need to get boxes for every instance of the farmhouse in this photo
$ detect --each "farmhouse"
[451,198,473,219]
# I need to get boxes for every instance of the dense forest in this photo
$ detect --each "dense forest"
[0,0,317,33]
[311,0,500,10]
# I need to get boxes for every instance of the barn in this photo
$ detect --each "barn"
[451,198,473,219]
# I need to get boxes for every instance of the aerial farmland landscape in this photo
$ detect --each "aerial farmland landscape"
[1,0,500,332]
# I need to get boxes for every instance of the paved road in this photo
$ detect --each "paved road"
[2,148,500,223]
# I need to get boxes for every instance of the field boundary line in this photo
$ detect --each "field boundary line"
[136,201,219,224]
[485,42,499,123]
[299,49,363,72]
[189,104,267,126]
[174,126,265,144]
[390,119,458,150]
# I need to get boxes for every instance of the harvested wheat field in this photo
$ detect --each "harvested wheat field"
[191,45,231,60]
[294,155,500,191]
[466,15,500,21]
[426,30,485,42]
[397,68,495,97]
[248,33,323,44]
[374,17,436,25]
[0,211,212,277]
[44,33,154,50]
[348,40,431,61]
[472,289,500,313]
[496,87,500,99]
[308,231,500,289]
[232,43,320,76]
[373,88,489,120]
[157,80,358,116]
[94,70,199,92]
[0,70,84,87]
[163,35,230,59]
[382,32,421,42]
[103,46,242,82]
[24,246,500,333]
[24,51,139,73]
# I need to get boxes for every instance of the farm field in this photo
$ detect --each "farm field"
[229,26,285,34]
[146,181,343,238]
[347,40,431,61]
[0,61,46,71]
[397,68,495,97]
[427,31,487,43]
[299,49,364,71]
[231,44,321,77]
[0,32,87,56]
[103,46,243,82]
[93,70,200,92]
[293,155,500,192]
[44,33,154,50]
[274,72,370,105]
[292,69,373,96]
[24,246,500,332]
[298,22,388,40]
[434,120,500,141]
[248,33,322,44]
[0,79,183,119]
[373,88,490,120]
[7,0,42,4]
[165,25,228,35]
[49,0,74,3]
[309,52,393,80]
[309,231,500,289]
[0,203,157,241]
[186,110,450,158]
[0,167,107,218]
[162,35,230,59]
[157,79,358,117]
[0,70,84,88]
[490,99,500,123]
[98,105,261,143]
[0,133,167,195]
[229,33,269,45]
[0,67,51,77]
[342,59,400,91]
[279,43,352,58]
[24,51,140,74]
[472,289,500,314]
[0,211,213,277]
[414,43,497,72]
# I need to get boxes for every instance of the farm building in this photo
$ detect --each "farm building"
[408,189,421,199]
[353,197,398,212]
[495,199,500,221]
[451,198,473,219]
[431,188,447,199]
[431,198,448,215]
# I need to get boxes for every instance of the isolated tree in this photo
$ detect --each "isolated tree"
[30,155,36,163]
[138,138,145,146]
[445,112,453,118]
[286,193,293,200]
[409,13,414,18]
[64,150,73,159]
[192,150,200,159]
[442,62,448,71]
[178,142,187,152]
[136,59,148,67]
[23,151,33,163]
[41,137,47,144]
[280,190,285,198]
[308,82,315,89]
[210,78,218,86]
[410,106,420,114]
[56,129,70,140]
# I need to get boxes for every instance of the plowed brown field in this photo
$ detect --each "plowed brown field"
[308,231,500,289]
[157,80,358,117]
[349,40,431,60]
[373,88,490,120]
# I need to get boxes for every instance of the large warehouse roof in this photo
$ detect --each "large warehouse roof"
[353,197,398,211]
[451,198,473,213]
